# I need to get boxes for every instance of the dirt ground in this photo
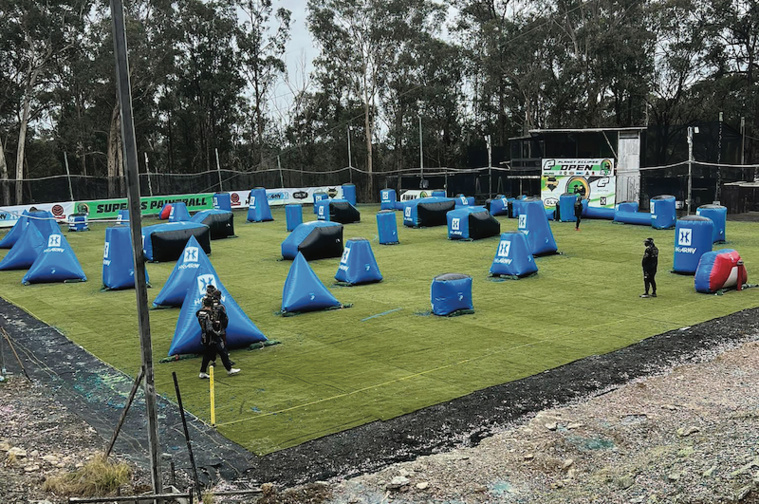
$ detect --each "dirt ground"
[1,334,758,503]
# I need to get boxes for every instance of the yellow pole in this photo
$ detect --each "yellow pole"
[209,366,216,426]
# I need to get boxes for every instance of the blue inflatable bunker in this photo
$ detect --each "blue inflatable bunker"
[213,192,232,211]
[168,273,267,356]
[316,199,360,224]
[168,202,191,222]
[557,193,579,222]
[430,273,473,316]
[342,183,357,206]
[696,204,727,243]
[518,200,558,256]
[281,252,343,315]
[335,238,382,285]
[431,190,447,198]
[0,224,46,270]
[376,210,399,245]
[116,209,130,225]
[102,226,149,290]
[142,222,211,262]
[285,204,303,231]
[23,233,87,285]
[673,215,714,274]
[584,203,615,220]
[281,221,343,260]
[191,209,234,239]
[313,192,329,213]
[247,187,273,222]
[487,196,511,216]
[455,195,475,207]
[490,232,538,278]
[403,197,456,227]
[380,188,397,210]
[27,210,61,239]
[650,195,676,230]
[447,207,500,240]
[0,210,31,248]
[153,236,217,308]
[614,201,652,226]
[694,249,747,293]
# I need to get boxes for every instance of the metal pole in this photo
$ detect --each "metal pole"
[277,155,284,188]
[215,148,223,192]
[486,135,492,198]
[347,127,353,184]
[418,116,423,182]
[687,126,694,215]
[144,152,153,197]
[63,152,74,201]
[741,116,746,165]
[716,112,723,202]
[109,0,162,497]
[171,372,201,498]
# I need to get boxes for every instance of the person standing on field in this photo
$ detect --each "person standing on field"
[641,237,658,298]
[574,194,583,231]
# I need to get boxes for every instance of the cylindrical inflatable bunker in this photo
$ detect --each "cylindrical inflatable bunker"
[286,204,303,231]
[673,215,714,274]
[380,188,397,210]
[557,193,578,222]
[142,222,211,262]
[247,187,273,222]
[376,210,399,245]
[694,249,747,293]
[430,273,473,316]
[313,192,329,213]
[281,221,344,260]
[489,232,537,278]
[651,195,676,230]
[696,204,727,243]
[190,209,234,239]
[342,183,357,206]
[213,193,232,211]
[315,199,331,221]
[334,238,382,285]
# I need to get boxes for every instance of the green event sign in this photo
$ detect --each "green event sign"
[76,193,214,219]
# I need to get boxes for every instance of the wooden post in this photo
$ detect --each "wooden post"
[109,0,162,497]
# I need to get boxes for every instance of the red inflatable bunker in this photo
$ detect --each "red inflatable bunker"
[159,203,172,220]
[694,249,747,293]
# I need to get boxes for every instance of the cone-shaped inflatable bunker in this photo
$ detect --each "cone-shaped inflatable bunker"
[27,210,61,240]
[0,223,46,270]
[518,200,558,256]
[153,236,218,308]
[0,210,30,248]
[335,238,382,285]
[22,233,87,284]
[168,273,267,356]
[168,202,191,222]
[102,226,149,290]
[247,187,273,222]
[490,232,538,278]
[282,252,342,314]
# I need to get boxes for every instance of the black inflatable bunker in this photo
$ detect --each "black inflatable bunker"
[142,222,211,262]
[326,199,361,224]
[281,221,344,260]
[403,197,456,227]
[191,209,235,239]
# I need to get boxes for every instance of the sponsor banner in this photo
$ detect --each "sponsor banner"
[77,193,214,220]
[0,202,76,228]
[541,175,616,209]
[542,158,614,177]
[226,186,345,208]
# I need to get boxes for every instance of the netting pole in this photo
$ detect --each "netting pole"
[63,152,74,201]
[144,152,153,196]
[215,148,223,192]
[277,155,284,188]
[486,135,492,198]
[110,0,162,498]
[687,127,697,214]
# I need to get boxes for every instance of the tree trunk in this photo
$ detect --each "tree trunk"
[15,91,34,204]
[0,136,10,205]
[107,103,120,197]
[364,98,373,198]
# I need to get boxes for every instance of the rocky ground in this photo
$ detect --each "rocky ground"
[1,337,757,503]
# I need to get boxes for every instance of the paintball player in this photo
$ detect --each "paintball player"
[574,194,583,231]
[197,296,240,379]
[212,288,228,346]
[641,237,658,298]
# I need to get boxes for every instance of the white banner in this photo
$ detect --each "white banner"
[226,186,346,208]
[0,202,76,228]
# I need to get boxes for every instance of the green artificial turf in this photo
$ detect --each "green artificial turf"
[1,206,758,455]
